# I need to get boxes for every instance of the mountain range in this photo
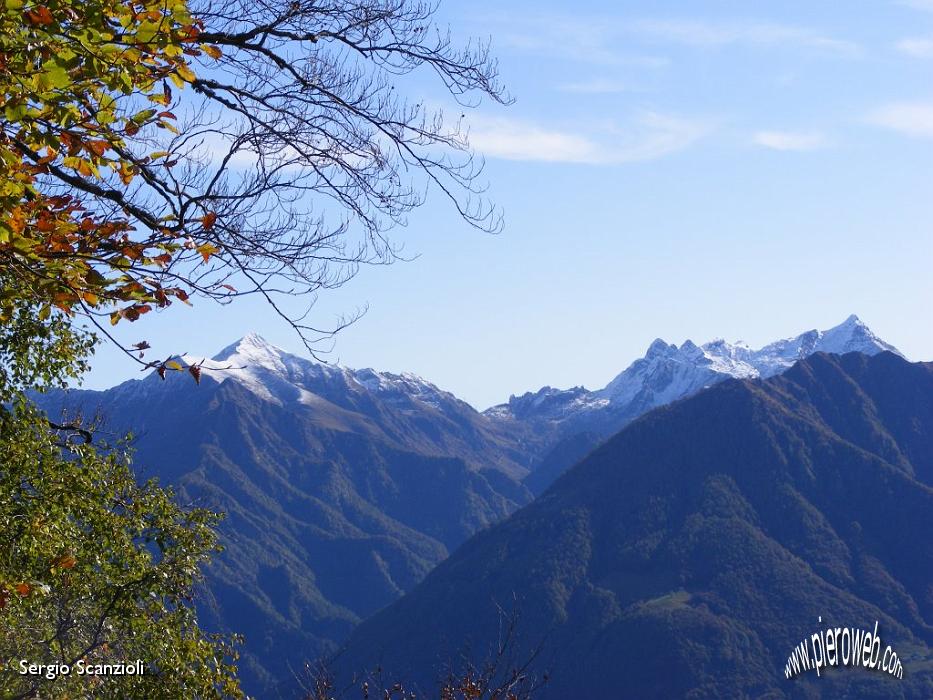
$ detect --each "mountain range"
[336,351,933,699]
[490,314,900,493]
[34,334,536,693]
[33,315,904,696]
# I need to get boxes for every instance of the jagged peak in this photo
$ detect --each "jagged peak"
[646,338,673,356]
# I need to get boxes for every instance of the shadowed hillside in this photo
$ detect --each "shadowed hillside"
[33,335,539,695]
[337,352,933,699]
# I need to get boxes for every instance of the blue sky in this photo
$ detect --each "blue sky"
[84,0,933,409]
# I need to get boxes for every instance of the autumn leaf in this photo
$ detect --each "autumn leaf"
[87,140,110,157]
[24,5,53,25]
[15,582,31,596]
[200,212,217,230]
[188,364,201,384]
[118,162,135,185]
[196,242,219,263]
[53,554,77,569]
[175,64,196,83]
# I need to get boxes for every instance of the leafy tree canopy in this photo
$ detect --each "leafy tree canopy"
[1,0,508,369]
[0,1,507,696]
[0,397,242,699]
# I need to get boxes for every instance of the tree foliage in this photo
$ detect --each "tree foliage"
[0,301,241,698]
[0,399,242,699]
[1,0,213,346]
[0,0,508,696]
[1,0,509,368]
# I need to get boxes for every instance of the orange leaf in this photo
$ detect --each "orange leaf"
[200,212,217,230]
[87,140,109,157]
[38,147,58,165]
[24,6,53,25]
[202,44,223,60]
[54,554,77,569]
[9,208,26,234]
[118,163,135,185]
[15,583,30,596]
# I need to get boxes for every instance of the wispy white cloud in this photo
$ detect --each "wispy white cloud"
[466,113,710,165]
[868,101,933,138]
[484,14,859,66]
[631,19,861,56]
[557,78,629,95]
[896,36,933,58]
[753,130,828,151]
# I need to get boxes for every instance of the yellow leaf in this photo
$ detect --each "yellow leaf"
[202,44,222,60]
[196,243,219,263]
[118,162,135,185]
[175,64,196,83]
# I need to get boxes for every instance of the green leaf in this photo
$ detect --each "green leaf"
[39,61,70,90]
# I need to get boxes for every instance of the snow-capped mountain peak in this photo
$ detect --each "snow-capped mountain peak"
[751,314,900,377]
[814,314,899,357]
[174,333,328,405]
[166,333,462,416]
[486,316,902,435]
[211,332,289,373]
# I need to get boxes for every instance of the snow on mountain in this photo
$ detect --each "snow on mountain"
[167,331,462,413]
[140,315,899,438]
[751,314,900,377]
[486,315,901,433]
